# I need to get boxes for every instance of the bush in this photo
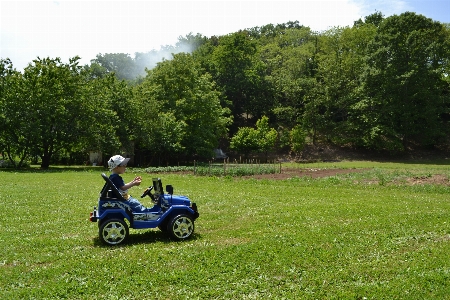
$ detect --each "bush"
[0,159,30,168]
[140,163,278,177]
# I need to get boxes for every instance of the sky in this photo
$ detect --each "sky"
[1,0,450,71]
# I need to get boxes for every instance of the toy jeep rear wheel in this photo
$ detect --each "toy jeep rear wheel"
[99,219,129,245]
[167,214,194,240]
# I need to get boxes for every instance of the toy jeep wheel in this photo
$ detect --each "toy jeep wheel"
[99,219,129,245]
[167,214,194,240]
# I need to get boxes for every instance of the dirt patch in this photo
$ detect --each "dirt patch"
[241,168,367,180]
[403,174,450,186]
[241,168,450,186]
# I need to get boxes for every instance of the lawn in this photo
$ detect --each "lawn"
[1,161,449,299]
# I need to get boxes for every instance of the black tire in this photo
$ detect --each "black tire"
[99,219,129,246]
[167,214,195,240]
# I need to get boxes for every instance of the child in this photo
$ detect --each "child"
[108,154,154,212]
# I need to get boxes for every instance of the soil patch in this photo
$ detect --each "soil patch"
[241,168,450,186]
[241,168,367,180]
[402,174,450,186]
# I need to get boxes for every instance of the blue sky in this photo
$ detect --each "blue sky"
[1,0,449,71]
[395,0,449,25]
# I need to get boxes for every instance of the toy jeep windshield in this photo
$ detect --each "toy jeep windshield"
[89,173,199,246]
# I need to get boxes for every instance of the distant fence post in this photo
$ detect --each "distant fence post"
[223,158,226,176]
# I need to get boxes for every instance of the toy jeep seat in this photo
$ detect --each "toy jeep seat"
[99,173,125,201]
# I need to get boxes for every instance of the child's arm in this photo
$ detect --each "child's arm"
[121,176,142,191]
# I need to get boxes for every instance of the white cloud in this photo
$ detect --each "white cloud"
[0,0,414,70]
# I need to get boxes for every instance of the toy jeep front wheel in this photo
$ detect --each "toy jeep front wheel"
[99,219,129,246]
[167,214,194,240]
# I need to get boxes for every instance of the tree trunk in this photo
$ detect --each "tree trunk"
[40,155,51,169]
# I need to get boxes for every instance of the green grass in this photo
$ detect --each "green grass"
[1,162,450,299]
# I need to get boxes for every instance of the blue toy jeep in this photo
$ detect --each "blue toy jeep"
[90,173,199,246]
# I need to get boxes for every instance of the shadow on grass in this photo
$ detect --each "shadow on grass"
[92,230,202,247]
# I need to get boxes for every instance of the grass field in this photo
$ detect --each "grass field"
[1,161,449,299]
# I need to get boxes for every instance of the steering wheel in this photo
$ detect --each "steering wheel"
[140,186,154,201]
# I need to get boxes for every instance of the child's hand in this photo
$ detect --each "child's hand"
[133,176,142,186]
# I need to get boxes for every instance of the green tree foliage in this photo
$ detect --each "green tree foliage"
[255,116,278,159]
[230,126,259,157]
[3,57,86,168]
[2,12,450,167]
[143,112,186,166]
[354,11,384,28]
[360,12,450,150]
[175,32,208,53]
[133,79,187,165]
[290,125,307,154]
[0,59,29,167]
[247,21,305,46]
[83,73,137,158]
[305,22,377,145]
[261,27,317,128]
[211,31,269,130]
[230,116,277,158]
[135,52,232,160]
[91,53,137,81]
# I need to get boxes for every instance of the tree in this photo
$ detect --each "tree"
[143,112,186,166]
[290,125,307,155]
[175,32,208,53]
[354,11,384,28]
[254,116,277,160]
[0,58,30,167]
[304,23,378,145]
[82,72,136,160]
[136,52,232,160]
[90,53,138,81]
[361,12,450,150]
[261,27,317,129]
[211,31,269,130]
[11,57,86,168]
[230,116,277,159]
[229,127,259,157]
[133,79,187,165]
